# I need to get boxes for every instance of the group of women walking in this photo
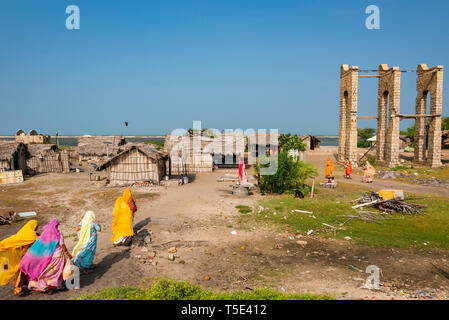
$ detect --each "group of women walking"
[0,187,137,296]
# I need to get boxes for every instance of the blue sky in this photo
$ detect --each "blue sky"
[0,0,448,136]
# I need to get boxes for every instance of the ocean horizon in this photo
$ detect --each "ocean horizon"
[0,134,339,147]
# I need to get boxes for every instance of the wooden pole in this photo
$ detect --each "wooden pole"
[310,177,315,199]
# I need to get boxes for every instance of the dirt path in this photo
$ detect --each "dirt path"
[1,159,449,300]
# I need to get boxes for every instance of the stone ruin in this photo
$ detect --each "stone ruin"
[338,64,444,168]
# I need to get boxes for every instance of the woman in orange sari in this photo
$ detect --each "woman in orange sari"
[0,220,39,296]
[325,158,335,182]
[111,188,137,246]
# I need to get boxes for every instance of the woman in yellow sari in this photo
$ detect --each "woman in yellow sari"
[0,220,39,296]
[111,188,137,246]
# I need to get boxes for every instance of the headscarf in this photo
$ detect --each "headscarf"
[123,188,137,213]
[345,159,353,176]
[110,196,134,243]
[123,188,135,205]
[0,220,38,285]
[325,158,335,178]
[19,219,61,282]
[364,162,376,177]
[72,211,95,259]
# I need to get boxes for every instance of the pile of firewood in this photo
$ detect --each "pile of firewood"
[0,212,18,225]
[352,192,423,215]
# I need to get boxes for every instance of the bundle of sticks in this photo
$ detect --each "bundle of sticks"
[0,212,18,225]
[352,192,423,215]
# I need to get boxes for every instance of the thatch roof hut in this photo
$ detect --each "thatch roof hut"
[164,132,248,173]
[26,144,70,174]
[0,141,27,172]
[97,143,168,186]
[247,132,280,158]
[300,135,321,151]
[76,136,126,162]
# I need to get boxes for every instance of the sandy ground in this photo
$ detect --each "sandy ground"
[1,148,449,300]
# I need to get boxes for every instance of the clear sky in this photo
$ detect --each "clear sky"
[0,0,448,136]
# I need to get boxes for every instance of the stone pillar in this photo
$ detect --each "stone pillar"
[414,64,444,167]
[338,65,359,165]
[426,65,443,167]
[338,65,349,162]
[376,64,389,162]
[414,88,427,163]
[377,65,401,167]
[384,68,401,167]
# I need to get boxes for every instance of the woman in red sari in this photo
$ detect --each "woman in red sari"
[344,158,353,179]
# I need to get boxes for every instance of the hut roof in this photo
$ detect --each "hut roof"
[0,141,24,161]
[96,143,167,171]
[76,143,122,157]
[26,144,59,157]
[77,136,126,147]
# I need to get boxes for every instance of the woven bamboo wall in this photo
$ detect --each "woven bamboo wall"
[109,148,162,186]
[27,150,69,173]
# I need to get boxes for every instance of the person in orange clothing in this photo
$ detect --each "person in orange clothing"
[344,158,353,179]
[111,188,137,246]
[325,157,335,183]
[362,161,376,183]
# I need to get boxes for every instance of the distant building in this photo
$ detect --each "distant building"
[15,129,51,144]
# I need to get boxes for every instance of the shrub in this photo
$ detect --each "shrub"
[254,151,317,196]
[78,278,334,300]
[279,133,306,152]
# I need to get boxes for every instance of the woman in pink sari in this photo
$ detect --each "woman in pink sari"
[19,219,72,294]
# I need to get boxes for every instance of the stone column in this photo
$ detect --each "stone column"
[344,67,359,166]
[426,66,444,167]
[414,90,427,163]
[414,64,444,167]
[338,65,349,162]
[384,68,401,167]
[376,64,389,163]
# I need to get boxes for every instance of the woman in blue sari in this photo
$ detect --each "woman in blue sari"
[71,211,101,274]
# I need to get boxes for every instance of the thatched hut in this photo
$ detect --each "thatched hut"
[76,143,122,162]
[0,141,27,172]
[96,143,167,186]
[26,144,70,174]
[77,135,126,147]
[164,134,214,174]
[164,132,247,174]
[247,132,280,158]
[300,135,321,151]
[76,136,126,162]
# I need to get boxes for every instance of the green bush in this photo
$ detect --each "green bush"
[279,133,306,152]
[78,278,334,300]
[254,151,317,196]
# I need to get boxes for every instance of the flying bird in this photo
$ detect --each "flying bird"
[124,121,128,127]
